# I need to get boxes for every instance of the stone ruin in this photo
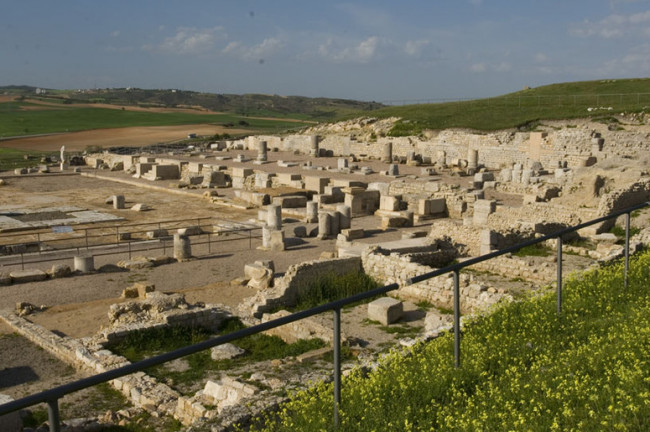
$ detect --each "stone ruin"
[4,115,650,430]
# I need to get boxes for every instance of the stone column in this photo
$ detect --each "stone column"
[382,142,393,163]
[310,135,319,157]
[262,225,272,248]
[317,211,331,239]
[74,255,95,273]
[329,211,340,237]
[256,140,268,163]
[388,164,399,176]
[266,204,282,230]
[305,201,318,223]
[337,204,351,230]
[468,149,478,170]
[113,195,125,210]
[174,233,192,261]
[337,158,349,170]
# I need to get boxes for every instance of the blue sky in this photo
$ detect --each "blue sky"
[2,0,650,102]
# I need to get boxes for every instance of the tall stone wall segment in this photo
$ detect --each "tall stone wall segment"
[240,257,363,318]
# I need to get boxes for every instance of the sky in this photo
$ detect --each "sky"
[2,0,650,102]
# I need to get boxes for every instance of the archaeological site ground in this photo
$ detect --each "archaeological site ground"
[1,83,650,431]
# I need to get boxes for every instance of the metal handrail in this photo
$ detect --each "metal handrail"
[0,201,648,431]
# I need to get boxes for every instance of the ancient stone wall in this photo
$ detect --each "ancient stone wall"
[361,247,509,313]
[470,255,556,283]
[240,257,363,317]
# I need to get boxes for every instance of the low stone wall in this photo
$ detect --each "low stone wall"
[0,311,180,419]
[469,255,556,283]
[595,178,650,232]
[261,310,339,344]
[361,247,510,313]
[0,303,234,426]
[240,257,362,318]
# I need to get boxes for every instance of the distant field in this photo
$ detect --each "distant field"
[0,101,312,138]
[369,78,650,135]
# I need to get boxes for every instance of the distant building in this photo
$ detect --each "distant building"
[35,88,46,95]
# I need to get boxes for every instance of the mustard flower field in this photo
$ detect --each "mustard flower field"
[251,250,650,431]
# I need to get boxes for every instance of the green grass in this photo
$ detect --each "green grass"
[0,102,311,138]
[284,272,380,312]
[610,224,641,238]
[512,243,553,257]
[250,249,650,431]
[364,78,650,135]
[107,319,326,390]
[0,147,57,170]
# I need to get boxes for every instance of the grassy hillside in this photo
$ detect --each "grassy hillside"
[371,78,650,135]
[0,86,383,121]
[251,249,650,431]
[0,101,310,138]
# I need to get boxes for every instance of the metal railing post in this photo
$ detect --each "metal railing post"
[557,236,563,315]
[453,269,461,368]
[625,212,630,289]
[85,229,89,251]
[333,307,341,428]
[47,399,61,432]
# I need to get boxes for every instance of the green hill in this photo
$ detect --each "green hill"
[370,78,650,135]
[0,86,383,122]
[252,249,650,431]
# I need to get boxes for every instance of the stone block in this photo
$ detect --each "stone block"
[0,394,22,432]
[293,226,308,237]
[340,228,365,240]
[245,263,274,289]
[368,297,403,326]
[380,195,401,211]
[134,282,155,298]
[211,343,245,361]
[9,269,47,283]
[304,176,330,194]
[231,167,253,178]
[272,195,308,208]
[49,264,72,278]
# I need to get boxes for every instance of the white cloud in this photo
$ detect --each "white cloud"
[535,52,548,63]
[470,62,486,72]
[470,61,511,73]
[156,27,226,54]
[222,37,284,61]
[404,39,430,57]
[570,10,650,38]
[318,36,383,63]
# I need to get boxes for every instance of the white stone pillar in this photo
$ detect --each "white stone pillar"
[305,201,319,223]
[266,204,282,230]
[337,204,351,230]
[74,255,94,273]
[173,233,192,261]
